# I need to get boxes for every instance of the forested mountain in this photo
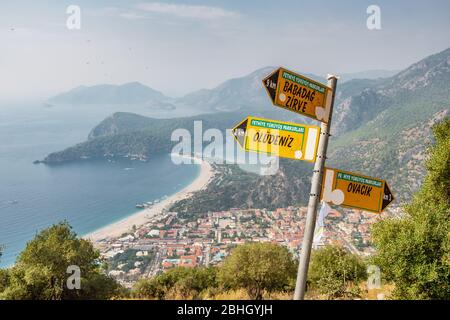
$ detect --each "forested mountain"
[44,48,450,208]
[329,48,450,200]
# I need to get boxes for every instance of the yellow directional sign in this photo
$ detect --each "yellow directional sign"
[231,116,320,162]
[321,167,394,213]
[263,67,333,123]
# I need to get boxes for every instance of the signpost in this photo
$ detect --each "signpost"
[230,67,395,300]
[263,67,333,123]
[231,116,321,162]
[321,167,394,213]
[293,75,338,300]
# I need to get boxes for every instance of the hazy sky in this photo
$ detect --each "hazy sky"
[1,0,450,100]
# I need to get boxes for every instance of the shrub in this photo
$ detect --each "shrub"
[217,242,296,300]
[308,245,366,299]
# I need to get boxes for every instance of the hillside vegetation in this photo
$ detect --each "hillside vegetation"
[371,117,450,299]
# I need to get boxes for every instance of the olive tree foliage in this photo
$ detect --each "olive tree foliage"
[133,266,217,300]
[372,117,450,299]
[308,245,367,299]
[0,246,8,293]
[0,222,120,300]
[217,242,297,300]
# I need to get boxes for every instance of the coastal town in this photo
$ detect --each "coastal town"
[93,202,402,288]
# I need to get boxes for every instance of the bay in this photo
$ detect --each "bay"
[0,103,199,267]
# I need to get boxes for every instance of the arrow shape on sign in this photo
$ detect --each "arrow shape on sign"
[382,182,394,211]
[321,167,395,214]
[231,116,321,162]
[262,67,333,124]
[262,69,279,104]
[231,118,248,149]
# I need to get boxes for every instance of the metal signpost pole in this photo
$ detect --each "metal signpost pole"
[293,75,338,300]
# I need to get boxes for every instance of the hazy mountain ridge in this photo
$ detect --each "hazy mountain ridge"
[174,67,326,114]
[48,81,172,106]
[46,67,366,117]
[339,69,400,82]
[332,48,450,136]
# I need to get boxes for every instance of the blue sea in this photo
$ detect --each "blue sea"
[0,103,200,268]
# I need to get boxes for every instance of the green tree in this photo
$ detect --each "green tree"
[0,222,121,300]
[0,246,8,294]
[134,276,166,300]
[217,242,296,300]
[372,117,450,299]
[133,266,217,300]
[308,245,366,299]
[0,269,9,293]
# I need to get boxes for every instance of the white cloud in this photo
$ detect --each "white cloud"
[135,2,240,20]
[118,12,146,20]
[93,7,146,20]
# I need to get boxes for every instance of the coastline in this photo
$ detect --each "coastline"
[84,157,213,243]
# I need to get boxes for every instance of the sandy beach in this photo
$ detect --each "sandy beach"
[84,157,214,243]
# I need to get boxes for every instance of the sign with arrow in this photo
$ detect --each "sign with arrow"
[231,116,320,162]
[263,67,333,123]
[321,167,394,213]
